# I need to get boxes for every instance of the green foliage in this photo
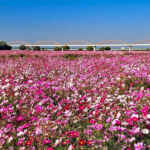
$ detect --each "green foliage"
[99,47,111,51]
[86,46,94,51]
[99,47,105,51]
[33,46,41,51]
[62,45,70,51]
[78,48,83,51]
[19,45,26,50]
[19,54,26,58]
[63,54,82,60]
[8,54,26,59]
[105,46,111,50]
[124,77,150,90]
[0,41,12,50]
[146,48,150,51]
[26,46,32,50]
[54,47,62,51]
[106,137,122,150]
[8,54,19,59]
[41,48,47,51]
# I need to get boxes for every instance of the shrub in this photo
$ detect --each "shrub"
[41,48,47,51]
[62,45,70,51]
[34,55,39,58]
[19,54,26,58]
[86,46,94,51]
[105,46,111,50]
[78,48,83,51]
[8,54,26,59]
[8,54,20,59]
[54,47,62,51]
[99,46,111,51]
[63,54,81,60]
[33,46,41,51]
[19,45,26,50]
[99,47,105,51]
[25,46,32,50]
[0,41,12,50]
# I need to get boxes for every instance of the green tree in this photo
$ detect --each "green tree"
[54,47,61,51]
[0,41,12,50]
[99,46,111,51]
[26,46,32,50]
[78,48,83,51]
[105,46,111,50]
[146,48,150,51]
[86,46,94,51]
[62,45,70,51]
[19,45,26,50]
[99,47,105,51]
[33,46,41,51]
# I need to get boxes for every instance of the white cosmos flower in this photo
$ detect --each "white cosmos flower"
[147,114,150,119]
[68,144,74,150]
[131,114,139,118]
[142,129,149,134]
[17,131,24,136]
[64,110,72,117]
[54,138,62,147]
[116,112,121,119]
[122,83,125,88]
[129,101,134,106]
[87,97,92,102]
[122,121,128,126]
[112,119,119,125]
[8,136,13,143]
[83,108,88,112]
[129,137,136,142]
[35,127,42,135]
[5,79,9,82]
[28,80,33,83]
[116,77,121,81]
[15,92,19,96]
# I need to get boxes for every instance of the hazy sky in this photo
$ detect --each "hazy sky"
[0,0,150,42]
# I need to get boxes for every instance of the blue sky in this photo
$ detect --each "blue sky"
[0,0,150,42]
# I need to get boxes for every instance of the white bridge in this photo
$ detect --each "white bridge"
[8,40,150,50]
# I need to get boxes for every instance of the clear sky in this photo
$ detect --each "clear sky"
[0,0,150,42]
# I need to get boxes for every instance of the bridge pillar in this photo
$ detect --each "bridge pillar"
[128,46,133,51]
[94,46,96,51]
[121,47,125,50]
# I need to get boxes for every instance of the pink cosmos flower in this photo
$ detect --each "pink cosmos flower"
[46,147,54,150]
[84,129,92,135]
[106,117,112,123]
[16,116,24,121]
[89,119,96,124]
[35,105,43,113]
[43,139,51,144]
[90,124,103,130]
[35,127,42,135]
[66,131,79,138]
[17,138,25,146]
[68,144,74,150]
[130,127,140,135]
[141,106,149,116]
[134,142,144,150]
[62,139,70,145]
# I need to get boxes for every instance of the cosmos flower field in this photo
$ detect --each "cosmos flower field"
[1,51,150,150]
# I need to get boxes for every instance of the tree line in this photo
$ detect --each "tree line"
[18,45,112,51]
[0,41,111,51]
